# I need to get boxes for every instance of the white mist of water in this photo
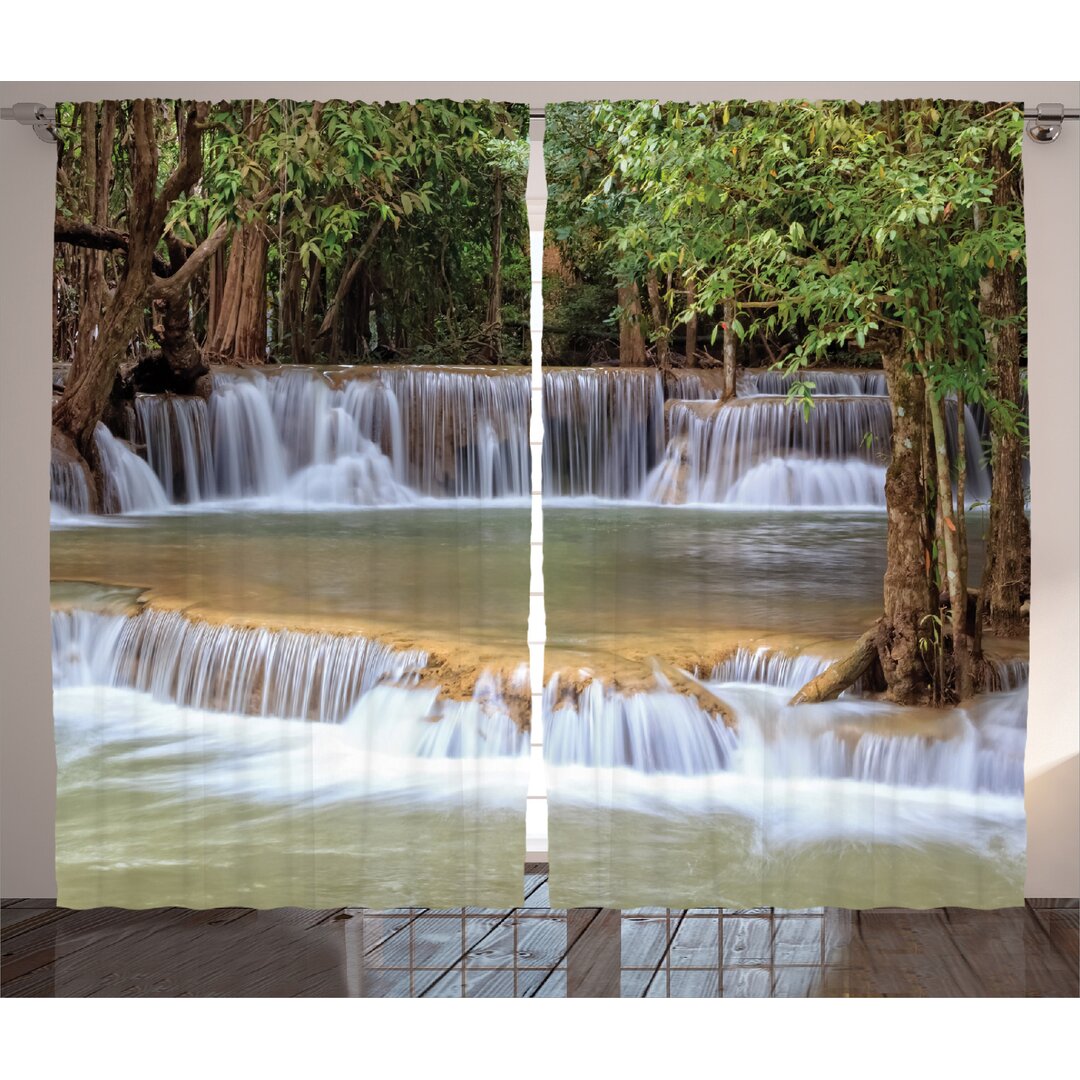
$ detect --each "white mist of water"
[54,685,528,811]
[643,398,893,507]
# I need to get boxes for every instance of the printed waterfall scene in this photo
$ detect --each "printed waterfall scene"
[49,99,533,907]
[540,101,1030,909]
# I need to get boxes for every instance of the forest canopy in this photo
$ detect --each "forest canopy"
[53,98,530,375]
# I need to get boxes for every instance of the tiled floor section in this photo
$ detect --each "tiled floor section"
[2,866,1076,997]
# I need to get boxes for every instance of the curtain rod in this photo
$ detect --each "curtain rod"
[6,103,1079,145]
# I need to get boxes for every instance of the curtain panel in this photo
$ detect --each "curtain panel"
[50,98,533,908]
[49,97,1029,913]
[539,99,1029,909]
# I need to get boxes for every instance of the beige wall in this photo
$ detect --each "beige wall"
[2,82,1076,899]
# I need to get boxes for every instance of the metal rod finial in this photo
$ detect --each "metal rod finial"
[0,102,57,144]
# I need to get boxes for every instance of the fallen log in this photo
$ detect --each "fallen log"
[655,660,737,729]
[788,623,881,705]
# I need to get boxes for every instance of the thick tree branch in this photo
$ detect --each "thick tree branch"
[55,215,172,277]
[153,103,210,229]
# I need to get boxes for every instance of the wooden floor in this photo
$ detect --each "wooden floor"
[2,866,1076,997]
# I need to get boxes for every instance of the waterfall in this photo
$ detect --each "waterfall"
[52,606,429,724]
[53,606,528,761]
[706,647,830,689]
[376,367,531,498]
[282,445,416,507]
[50,458,91,515]
[724,458,887,508]
[93,424,169,514]
[643,397,891,506]
[742,369,889,397]
[985,657,1029,692]
[667,368,889,399]
[944,397,993,504]
[342,673,528,759]
[544,674,1026,796]
[208,374,291,496]
[122,367,531,508]
[544,675,739,775]
[542,368,665,497]
[133,395,216,503]
[84,364,1000,514]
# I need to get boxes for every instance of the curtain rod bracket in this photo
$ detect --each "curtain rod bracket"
[1025,103,1078,143]
[0,103,57,143]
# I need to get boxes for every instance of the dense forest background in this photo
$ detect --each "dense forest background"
[542,99,1030,703]
[51,99,529,455]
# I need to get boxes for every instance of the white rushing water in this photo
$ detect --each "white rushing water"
[542,368,665,498]
[53,607,430,724]
[53,605,529,757]
[47,366,998,515]
[126,367,531,509]
[93,424,170,513]
[544,669,1027,796]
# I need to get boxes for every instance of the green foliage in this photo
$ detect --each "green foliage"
[545,98,1027,418]
[54,98,531,365]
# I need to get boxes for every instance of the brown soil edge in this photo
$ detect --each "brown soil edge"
[52,581,1028,736]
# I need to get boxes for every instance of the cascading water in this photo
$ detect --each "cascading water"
[742,369,889,397]
[706,647,832,689]
[544,669,1026,797]
[134,395,216,503]
[118,367,531,510]
[53,606,428,724]
[643,397,892,506]
[50,458,91,516]
[78,364,999,514]
[375,367,531,498]
[93,424,169,514]
[53,604,528,775]
[542,368,665,498]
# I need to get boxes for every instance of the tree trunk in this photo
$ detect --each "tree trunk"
[205,220,268,364]
[279,248,304,363]
[927,385,971,701]
[204,107,269,365]
[72,103,117,400]
[684,277,698,365]
[877,346,935,704]
[207,245,226,343]
[483,167,504,362]
[618,283,646,365]
[53,101,209,471]
[722,297,737,400]
[300,255,323,364]
[645,269,670,371]
[979,144,1030,637]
